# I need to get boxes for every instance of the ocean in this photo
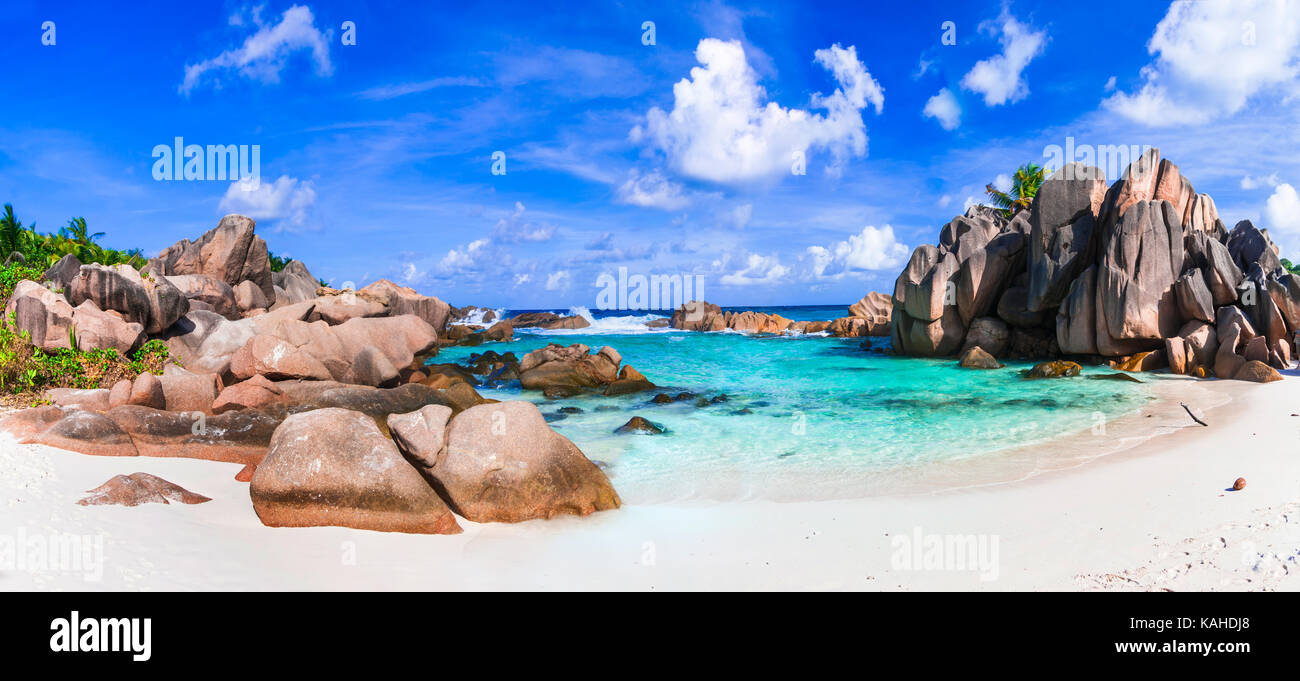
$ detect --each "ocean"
[436,305,1156,502]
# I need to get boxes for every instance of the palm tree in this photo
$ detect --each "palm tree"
[985,163,1046,218]
[0,204,28,259]
[60,217,104,247]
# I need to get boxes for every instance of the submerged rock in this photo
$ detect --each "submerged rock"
[1086,372,1143,383]
[1023,360,1082,379]
[615,416,664,434]
[958,346,1003,369]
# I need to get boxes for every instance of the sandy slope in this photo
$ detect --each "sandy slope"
[1,372,1296,591]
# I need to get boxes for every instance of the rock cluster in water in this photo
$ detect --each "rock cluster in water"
[889,149,1296,382]
[667,293,892,337]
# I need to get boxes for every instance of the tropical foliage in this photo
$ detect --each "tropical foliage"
[985,163,1046,219]
[0,204,180,403]
[0,203,145,270]
[0,313,172,404]
[268,250,291,272]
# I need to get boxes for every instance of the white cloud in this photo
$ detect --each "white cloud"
[616,169,691,210]
[960,11,1047,106]
[437,238,489,273]
[719,253,790,286]
[355,76,484,101]
[729,203,753,229]
[218,175,317,230]
[1266,183,1300,235]
[401,262,425,285]
[545,270,572,291]
[923,88,962,130]
[1242,172,1281,189]
[492,201,555,242]
[181,5,333,95]
[807,225,910,278]
[1103,75,1117,92]
[633,39,883,184]
[512,274,532,288]
[1105,0,1300,126]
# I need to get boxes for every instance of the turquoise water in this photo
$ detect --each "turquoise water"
[437,308,1156,502]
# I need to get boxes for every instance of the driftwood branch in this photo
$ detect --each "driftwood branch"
[1180,402,1208,427]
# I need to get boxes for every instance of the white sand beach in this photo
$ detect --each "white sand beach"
[2,372,1297,592]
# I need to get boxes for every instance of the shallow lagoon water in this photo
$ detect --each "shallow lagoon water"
[436,308,1155,502]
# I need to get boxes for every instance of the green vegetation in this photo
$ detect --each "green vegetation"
[1282,258,1300,276]
[269,250,292,272]
[0,204,186,404]
[0,313,172,404]
[1,203,145,269]
[985,163,1046,219]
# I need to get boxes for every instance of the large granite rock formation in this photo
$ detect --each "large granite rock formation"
[886,149,1300,381]
[250,407,462,534]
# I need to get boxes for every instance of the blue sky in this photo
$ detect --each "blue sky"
[3,0,1300,309]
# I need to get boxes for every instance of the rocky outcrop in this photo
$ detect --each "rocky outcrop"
[518,343,620,392]
[1026,163,1105,312]
[669,301,725,331]
[250,407,462,534]
[43,253,83,291]
[603,365,656,396]
[357,279,451,333]
[669,300,846,335]
[848,291,892,319]
[416,401,619,522]
[211,374,284,413]
[77,473,211,507]
[4,280,144,354]
[151,214,274,301]
[271,260,319,306]
[509,311,591,330]
[165,274,240,319]
[886,149,1300,382]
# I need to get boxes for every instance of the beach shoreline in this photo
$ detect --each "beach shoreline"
[1,371,1296,591]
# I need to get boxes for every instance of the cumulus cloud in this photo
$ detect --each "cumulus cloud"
[960,11,1047,106]
[545,270,572,291]
[1105,0,1300,126]
[512,273,532,287]
[616,169,691,210]
[492,201,555,242]
[632,39,883,184]
[181,5,333,95]
[1266,183,1300,234]
[719,253,790,286]
[923,88,962,130]
[1242,172,1281,189]
[806,225,910,278]
[437,238,489,273]
[401,262,425,285]
[218,175,317,230]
